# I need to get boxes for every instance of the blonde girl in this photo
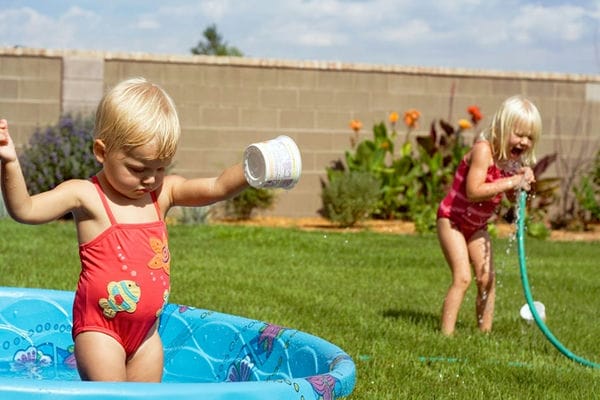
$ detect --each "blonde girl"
[437,95,542,336]
[0,77,249,381]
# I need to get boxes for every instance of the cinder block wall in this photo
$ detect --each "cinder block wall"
[1,47,600,217]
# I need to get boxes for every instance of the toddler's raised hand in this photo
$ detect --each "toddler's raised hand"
[0,119,18,162]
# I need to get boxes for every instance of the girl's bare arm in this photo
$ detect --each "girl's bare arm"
[0,119,82,224]
[166,163,249,208]
[465,141,529,202]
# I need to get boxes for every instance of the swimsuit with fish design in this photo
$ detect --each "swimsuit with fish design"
[72,176,171,357]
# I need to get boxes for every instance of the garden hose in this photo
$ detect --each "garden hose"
[517,190,600,368]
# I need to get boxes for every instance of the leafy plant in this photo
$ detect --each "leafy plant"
[169,206,210,225]
[499,153,560,239]
[549,101,600,230]
[573,149,600,229]
[224,187,276,220]
[20,114,100,194]
[330,105,477,232]
[320,170,380,227]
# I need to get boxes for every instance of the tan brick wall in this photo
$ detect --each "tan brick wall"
[0,52,62,148]
[1,47,600,217]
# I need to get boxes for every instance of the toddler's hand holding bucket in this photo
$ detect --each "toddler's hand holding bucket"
[243,135,302,189]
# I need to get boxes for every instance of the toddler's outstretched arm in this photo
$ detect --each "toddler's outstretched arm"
[0,119,82,224]
[0,119,35,221]
[168,163,249,207]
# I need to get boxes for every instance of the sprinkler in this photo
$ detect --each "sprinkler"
[517,190,600,368]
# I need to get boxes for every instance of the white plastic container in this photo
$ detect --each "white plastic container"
[243,135,302,189]
[520,301,546,323]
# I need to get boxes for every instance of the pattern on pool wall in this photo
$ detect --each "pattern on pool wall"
[0,293,78,380]
[0,288,356,399]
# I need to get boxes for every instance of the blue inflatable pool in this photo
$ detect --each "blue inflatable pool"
[0,286,356,399]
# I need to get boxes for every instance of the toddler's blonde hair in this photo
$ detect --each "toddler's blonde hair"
[483,95,542,166]
[94,77,180,160]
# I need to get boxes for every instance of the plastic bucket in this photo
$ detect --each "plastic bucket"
[243,135,302,189]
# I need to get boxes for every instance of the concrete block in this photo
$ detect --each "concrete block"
[0,79,18,98]
[260,88,298,108]
[63,57,103,79]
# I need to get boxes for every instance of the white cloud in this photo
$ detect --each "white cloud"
[136,15,161,30]
[0,0,597,73]
[297,31,347,47]
[378,20,433,44]
[0,7,70,48]
[512,4,587,43]
[199,0,232,21]
[62,5,97,22]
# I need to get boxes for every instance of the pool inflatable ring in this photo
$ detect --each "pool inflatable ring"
[0,286,356,399]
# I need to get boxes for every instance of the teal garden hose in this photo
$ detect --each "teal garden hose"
[517,190,600,368]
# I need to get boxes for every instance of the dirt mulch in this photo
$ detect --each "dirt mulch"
[213,216,600,242]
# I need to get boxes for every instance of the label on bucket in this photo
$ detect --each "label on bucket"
[243,135,302,189]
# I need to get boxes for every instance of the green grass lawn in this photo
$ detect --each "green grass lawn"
[1,219,599,398]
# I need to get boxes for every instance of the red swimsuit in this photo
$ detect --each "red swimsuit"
[72,176,171,356]
[437,156,509,240]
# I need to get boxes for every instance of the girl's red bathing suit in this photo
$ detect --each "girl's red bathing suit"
[437,154,510,240]
[72,176,171,357]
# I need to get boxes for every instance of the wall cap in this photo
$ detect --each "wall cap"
[2,46,598,83]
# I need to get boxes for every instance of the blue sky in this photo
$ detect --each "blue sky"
[1,0,599,75]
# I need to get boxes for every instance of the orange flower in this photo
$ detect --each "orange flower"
[388,111,399,124]
[403,109,421,129]
[349,119,362,132]
[467,105,483,124]
[458,119,472,130]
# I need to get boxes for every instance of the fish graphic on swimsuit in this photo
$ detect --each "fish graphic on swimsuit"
[99,280,141,319]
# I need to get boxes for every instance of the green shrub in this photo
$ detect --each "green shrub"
[20,114,99,194]
[573,149,600,229]
[320,171,380,227]
[337,118,467,230]
[224,187,276,220]
[169,206,210,225]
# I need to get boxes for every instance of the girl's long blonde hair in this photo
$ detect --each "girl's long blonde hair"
[481,95,542,166]
[94,77,180,160]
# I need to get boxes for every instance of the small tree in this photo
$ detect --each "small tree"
[191,24,243,56]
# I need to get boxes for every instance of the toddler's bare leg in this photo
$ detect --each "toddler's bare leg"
[74,331,127,381]
[126,325,163,382]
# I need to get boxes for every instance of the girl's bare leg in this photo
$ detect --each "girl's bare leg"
[74,324,163,382]
[126,326,163,382]
[437,218,472,336]
[468,230,495,332]
[74,331,127,381]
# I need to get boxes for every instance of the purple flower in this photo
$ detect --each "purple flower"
[257,323,285,358]
[226,355,254,382]
[11,346,52,375]
[306,374,337,400]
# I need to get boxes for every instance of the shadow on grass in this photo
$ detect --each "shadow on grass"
[382,308,439,329]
